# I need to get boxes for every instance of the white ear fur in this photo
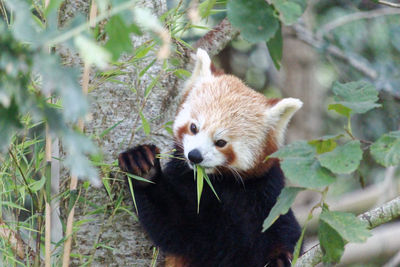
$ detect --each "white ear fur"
[265,98,303,146]
[183,48,212,93]
[193,48,212,78]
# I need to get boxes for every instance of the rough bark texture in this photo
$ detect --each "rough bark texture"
[57,1,240,266]
[59,0,171,266]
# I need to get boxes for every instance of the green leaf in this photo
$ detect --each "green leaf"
[262,187,303,231]
[318,140,363,174]
[0,99,22,150]
[139,112,151,135]
[99,119,124,139]
[126,173,155,184]
[195,165,220,213]
[370,131,400,167]
[144,75,160,98]
[328,104,352,118]
[320,210,371,243]
[266,24,283,70]
[74,35,111,69]
[134,43,154,59]
[268,0,306,25]
[319,220,345,264]
[173,69,192,79]
[196,165,204,213]
[272,141,335,188]
[104,15,133,60]
[227,0,279,43]
[203,169,220,202]
[331,81,381,115]
[199,0,217,18]
[308,135,342,154]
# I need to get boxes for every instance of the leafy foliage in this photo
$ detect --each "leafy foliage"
[227,0,279,43]
[268,80,390,264]
[370,131,400,167]
[262,187,304,231]
[318,140,363,174]
[318,220,345,263]
[271,141,336,188]
[329,81,381,116]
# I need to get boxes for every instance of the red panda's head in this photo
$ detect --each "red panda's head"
[173,49,302,176]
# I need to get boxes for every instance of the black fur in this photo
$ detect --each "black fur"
[119,144,301,267]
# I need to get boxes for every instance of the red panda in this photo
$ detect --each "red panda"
[119,49,302,267]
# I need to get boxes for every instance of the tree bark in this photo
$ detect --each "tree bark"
[57,1,239,265]
[295,196,400,266]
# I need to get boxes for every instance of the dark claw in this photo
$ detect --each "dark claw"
[118,144,160,186]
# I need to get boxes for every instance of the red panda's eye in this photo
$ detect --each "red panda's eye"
[190,123,198,134]
[215,139,227,148]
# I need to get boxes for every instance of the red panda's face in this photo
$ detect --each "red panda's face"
[173,49,302,176]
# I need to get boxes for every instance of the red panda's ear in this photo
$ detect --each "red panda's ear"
[264,98,303,146]
[184,48,212,91]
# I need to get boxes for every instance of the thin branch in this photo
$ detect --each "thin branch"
[383,249,400,267]
[0,218,35,260]
[193,18,240,57]
[295,196,400,266]
[317,8,400,39]
[292,24,378,80]
[376,0,400,8]
[62,2,97,266]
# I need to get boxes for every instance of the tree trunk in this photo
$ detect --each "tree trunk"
[59,0,172,265]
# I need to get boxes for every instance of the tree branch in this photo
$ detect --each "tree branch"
[292,24,378,80]
[295,196,400,266]
[375,0,400,8]
[316,8,400,39]
[193,18,239,57]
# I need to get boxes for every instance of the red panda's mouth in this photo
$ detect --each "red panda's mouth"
[187,162,215,173]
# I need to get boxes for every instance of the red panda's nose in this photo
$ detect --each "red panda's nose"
[188,149,203,164]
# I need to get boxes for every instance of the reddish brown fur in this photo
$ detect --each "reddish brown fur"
[219,144,236,165]
[176,123,189,143]
[210,63,224,76]
[165,255,191,267]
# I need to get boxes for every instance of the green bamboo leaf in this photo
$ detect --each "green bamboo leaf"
[262,187,303,232]
[203,169,220,202]
[196,165,204,213]
[126,173,155,184]
[104,15,133,60]
[127,176,138,214]
[370,131,400,167]
[199,0,217,18]
[139,111,151,135]
[0,201,28,211]
[145,75,160,99]
[99,119,124,139]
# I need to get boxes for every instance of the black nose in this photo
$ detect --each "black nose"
[188,149,203,164]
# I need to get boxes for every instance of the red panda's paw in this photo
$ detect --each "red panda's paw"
[118,144,161,187]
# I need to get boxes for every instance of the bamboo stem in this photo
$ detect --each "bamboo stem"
[62,2,96,266]
[45,123,51,267]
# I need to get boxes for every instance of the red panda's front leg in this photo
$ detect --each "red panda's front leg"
[118,145,194,264]
[118,144,161,187]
